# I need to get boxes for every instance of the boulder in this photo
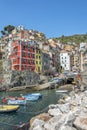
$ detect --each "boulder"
[32,125,45,130]
[29,119,44,130]
[48,115,63,125]
[30,113,51,126]
[48,108,62,116]
[74,116,87,130]
[49,104,58,109]
[58,99,66,104]
[44,115,63,130]
[63,111,76,126]
[58,103,70,113]
[59,125,77,130]
[44,122,55,130]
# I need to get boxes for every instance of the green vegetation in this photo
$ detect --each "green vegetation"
[55,34,87,44]
[1,25,15,36]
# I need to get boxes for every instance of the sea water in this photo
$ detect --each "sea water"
[0,89,64,130]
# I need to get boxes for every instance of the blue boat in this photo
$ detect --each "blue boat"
[7,99,27,105]
[22,93,42,101]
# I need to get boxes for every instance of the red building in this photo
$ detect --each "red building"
[10,40,35,71]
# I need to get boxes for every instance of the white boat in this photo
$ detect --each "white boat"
[22,93,42,101]
[56,90,68,93]
[7,99,27,105]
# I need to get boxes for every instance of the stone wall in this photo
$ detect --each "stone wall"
[3,70,40,88]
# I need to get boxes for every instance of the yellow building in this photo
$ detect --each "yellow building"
[35,47,42,73]
[64,45,73,51]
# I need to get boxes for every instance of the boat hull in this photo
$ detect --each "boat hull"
[0,105,19,113]
[7,99,27,105]
[22,93,42,101]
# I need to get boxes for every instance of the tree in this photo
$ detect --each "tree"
[1,31,6,35]
[1,25,15,36]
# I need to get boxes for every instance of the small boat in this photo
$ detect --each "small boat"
[7,99,27,105]
[56,90,68,93]
[22,93,42,101]
[0,105,19,113]
[2,96,25,104]
[23,96,40,101]
[25,93,42,98]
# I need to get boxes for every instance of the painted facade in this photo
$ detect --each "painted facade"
[35,46,42,73]
[60,51,70,71]
[10,40,35,71]
[42,51,50,73]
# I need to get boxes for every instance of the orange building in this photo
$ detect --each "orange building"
[10,40,35,71]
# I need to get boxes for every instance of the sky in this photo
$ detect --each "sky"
[0,0,87,38]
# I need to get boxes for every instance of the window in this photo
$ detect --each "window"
[32,54,35,58]
[22,52,26,57]
[39,56,41,59]
[36,61,38,64]
[28,59,30,64]
[22,59,26,63]
[32,60,35,64]
[36,50,38,53]
[28,46,31,50]
[22,45,26,50]
[36,55,38,59]
[28,53,30,57]
[33,48,35,51]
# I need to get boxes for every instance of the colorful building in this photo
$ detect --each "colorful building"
[10,40,35,71]
[35,46,42,73]
[42,50,50,73]
[64,45,73,52]
[60,50,71,71]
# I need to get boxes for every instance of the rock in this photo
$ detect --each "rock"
[30,113,51,126]
[74,116,87,130]
[49,104,58,109]
[81,97,87,108]
[32,125,45,130]
[48,108,62,116]
[63,111,76,126]
[44,115,63,130]
[70,100,79,106]
[48,115,63,125]
[58,99,65,104]
[84,90,87,97]
[69,91,75,97]
[64,96,71,102]
[29,90,87,130]
[72,107,81,116]
[59,125,77,130]
[29,119,44,130]
[80,85,85,92]
[58,103,70,113]
[44,113,75,130]
[44,122,55,130]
